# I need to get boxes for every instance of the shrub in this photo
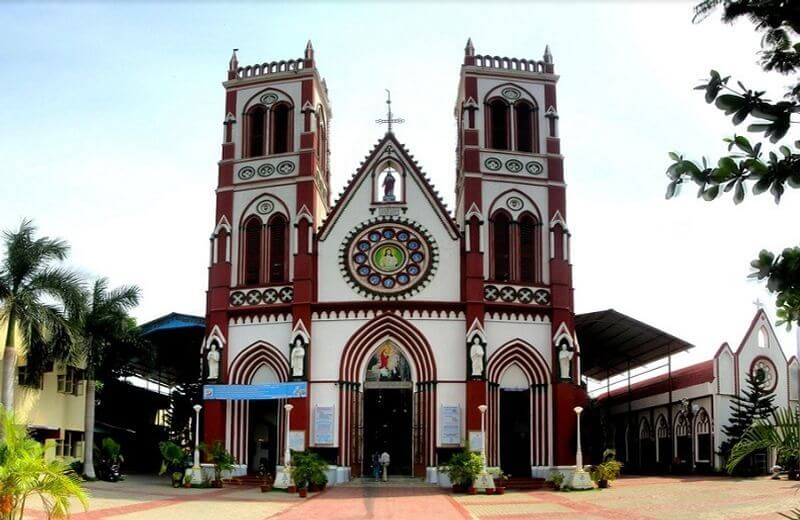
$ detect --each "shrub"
[441,450,483,488]
[590,460,623,486]
[289,451,329,489]
[158,441,189,477]
[547,471,565,490]
[202,441,236,483]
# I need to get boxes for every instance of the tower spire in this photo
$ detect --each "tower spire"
[375,90,404,134]
[543,44,553,64]
[465,37,475,57]
[305,40,314,60]
[228,48,239,72]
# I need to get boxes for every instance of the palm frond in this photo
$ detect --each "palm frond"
[727,407,800,472]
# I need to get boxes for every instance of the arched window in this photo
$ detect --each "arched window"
[268,214,287,283]
[488,99,509,150]
[515,101,534,153]
[243,217,262,286]
[246,105,267,158]
[757,326,768,348]
[270,103,292,154]
[519,214,538,283]
[492,212,511,281]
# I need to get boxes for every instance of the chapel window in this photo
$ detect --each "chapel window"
[270,103,292,154]
[488,99,510,150]
[246,105,267,158]
[492,212,511,281]
[757,326,768,348]
[268,214,288,284]
[243,217,262,286]
[515,101,535,153]
[519,214,538,283]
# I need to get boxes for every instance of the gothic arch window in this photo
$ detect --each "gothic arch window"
[514,101,536,153]
[270,102,293,155]
[316,109,328,178]
[519,212,539,283]
[491,211,512,282]
[487,98,510,150]
[695,409,712,462]
[757,326,768,348]
[267,213,288,284]
[243,216,263,286]
[246,105,267,158]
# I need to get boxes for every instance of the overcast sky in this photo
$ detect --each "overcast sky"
[1,2,797,380]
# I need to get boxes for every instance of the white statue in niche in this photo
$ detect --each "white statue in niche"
[470,335,485,377]
[291,336,306,377]
[558,342,574,380]
[207,342,220,380]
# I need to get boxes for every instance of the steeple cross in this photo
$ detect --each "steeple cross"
[376,89,404,133]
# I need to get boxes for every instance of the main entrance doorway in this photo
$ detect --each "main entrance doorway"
[362,340,414,476]
[500,389,531,476]
[247,400,278,474]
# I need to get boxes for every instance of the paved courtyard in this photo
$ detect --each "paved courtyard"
[21,474,800,519]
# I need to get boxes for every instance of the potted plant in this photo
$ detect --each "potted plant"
[492,471,508,494]
[260,473,273,492]
[441,450,483,494]
[159,441,190,488]
[547,471,565,490]
[202,440,237,488]
[590,459,623,489]
[290,451,329,496]
[95,437,124,482]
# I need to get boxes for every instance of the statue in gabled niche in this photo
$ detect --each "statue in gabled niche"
[558,338,574,381]
[468,333,487,379]
[290,334,307,379]
[381,166,397,202]
[206,340,221,381]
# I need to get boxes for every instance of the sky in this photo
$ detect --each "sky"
[0,1,797,385]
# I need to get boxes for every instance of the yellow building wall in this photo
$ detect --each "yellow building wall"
[0,319,86,462]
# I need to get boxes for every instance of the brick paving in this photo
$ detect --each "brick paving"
[19,474,800,519]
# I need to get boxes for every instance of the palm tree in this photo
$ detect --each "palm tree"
[0,409,89,519]
[0,220,83,412]
[72,278,140,480]
[727,407,800,474]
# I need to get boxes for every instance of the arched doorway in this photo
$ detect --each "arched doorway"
[246,365,280,474]
[486,340,551,474]
[638,418,655,472]
[362,341,413,475]
[338,314,437,478]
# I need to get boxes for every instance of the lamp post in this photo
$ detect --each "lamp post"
[568,405,592,489]
[284,403,294,468]
[191,404,203,484]
[474,404,494,492]
[574,406,584,469]
[275,403,295,490]
[680,399,699,472]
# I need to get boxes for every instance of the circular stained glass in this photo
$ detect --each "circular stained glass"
[752,358,777,392]
[341,219,437,298]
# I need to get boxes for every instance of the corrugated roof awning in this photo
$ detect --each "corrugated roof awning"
[576,309,694,380]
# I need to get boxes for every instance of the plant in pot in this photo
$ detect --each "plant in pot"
[590,459,623,489]
[547,471,565,491]
[183,472,193,488]
[442,450,483,494]
[492,471,508,494]
[290,451,329,496]
[159,441,190,488]
[202,440,237,488]
[95,437,124,482]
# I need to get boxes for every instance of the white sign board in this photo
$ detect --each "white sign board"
[289,430,305,452]
[468,431,483,453]
[314,406,335,445]
[440,406,461,445]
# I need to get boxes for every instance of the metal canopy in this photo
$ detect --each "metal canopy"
[129,312,205,387]
[576,309,693,380]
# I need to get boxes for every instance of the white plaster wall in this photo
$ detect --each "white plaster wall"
[717,350,735,395]
[484,318,552,370]
[317,143,460,303]
[310,319,365,380]
[227,320,293,367]
[481,182,550,284]
[230,184,296,284]
[607,383,714,415]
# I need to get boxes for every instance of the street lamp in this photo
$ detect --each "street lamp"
[474,404,494,492]
[284,403,294,468]
[574,406,584,469]
[191,404,203,484]
[568,406,592,489]
[275,403,295,490]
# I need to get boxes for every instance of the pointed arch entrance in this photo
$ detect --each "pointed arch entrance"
[227,341,290,472]
[486,340,551,474]
[339,314,437,477]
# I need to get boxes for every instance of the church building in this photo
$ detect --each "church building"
[201,40,586,483]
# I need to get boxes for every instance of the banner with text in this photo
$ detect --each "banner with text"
[203,382,307,400]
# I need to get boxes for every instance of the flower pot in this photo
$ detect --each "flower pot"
[598,480,608,489]
[287,485,297,493]
[496,486,505,495]
[184,483,192,488]
[298,488,308,498]
[260,485,272,493]
[486,488,495,495]
[451,484,464,493]
[468,486,476,495]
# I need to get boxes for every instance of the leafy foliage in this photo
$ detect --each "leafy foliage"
[158,441,189,477]
[288,451,328,489]
[0,410,89,519]
[719,370,777,468]
[202,440,236,483]
[590,459,623,484]
[727,407,799,473]
[441,450,483,488]
[665,0,800,328]
[547,471,565,490]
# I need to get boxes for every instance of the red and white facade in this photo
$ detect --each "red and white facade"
[202,40,587,482]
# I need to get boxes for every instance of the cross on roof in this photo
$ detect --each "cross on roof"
[753,298,765,310]
[376,89,404,133]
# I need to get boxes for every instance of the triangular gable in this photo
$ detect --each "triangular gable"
[318,132,458,240]
[735,308,788,363]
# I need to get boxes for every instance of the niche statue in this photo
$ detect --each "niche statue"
[469,335,486,378]
[290,335,306,378]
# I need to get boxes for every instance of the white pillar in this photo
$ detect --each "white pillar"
[191,404,203,484]
[575,406,583,469]
[568,405,592,489]
[274,403,295,489]
[474,404,494,491]
[284,403,294,466]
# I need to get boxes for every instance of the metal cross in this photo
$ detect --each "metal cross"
[376,89,404,133]
[753,298,765,310]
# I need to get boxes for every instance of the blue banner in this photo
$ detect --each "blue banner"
[203,382,307,400]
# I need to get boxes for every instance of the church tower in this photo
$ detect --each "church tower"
[203,43,331,446]
[454,40,585,467]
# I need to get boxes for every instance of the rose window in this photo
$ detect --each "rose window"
[752,359,777,392]
[341,219,437,298]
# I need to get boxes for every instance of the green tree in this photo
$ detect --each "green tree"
[0,220,83,412]
[0,409,89,519]
[71,278,141,481]
[719,370,776,467]
[727,407,799,473]
[664,1,800,327]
